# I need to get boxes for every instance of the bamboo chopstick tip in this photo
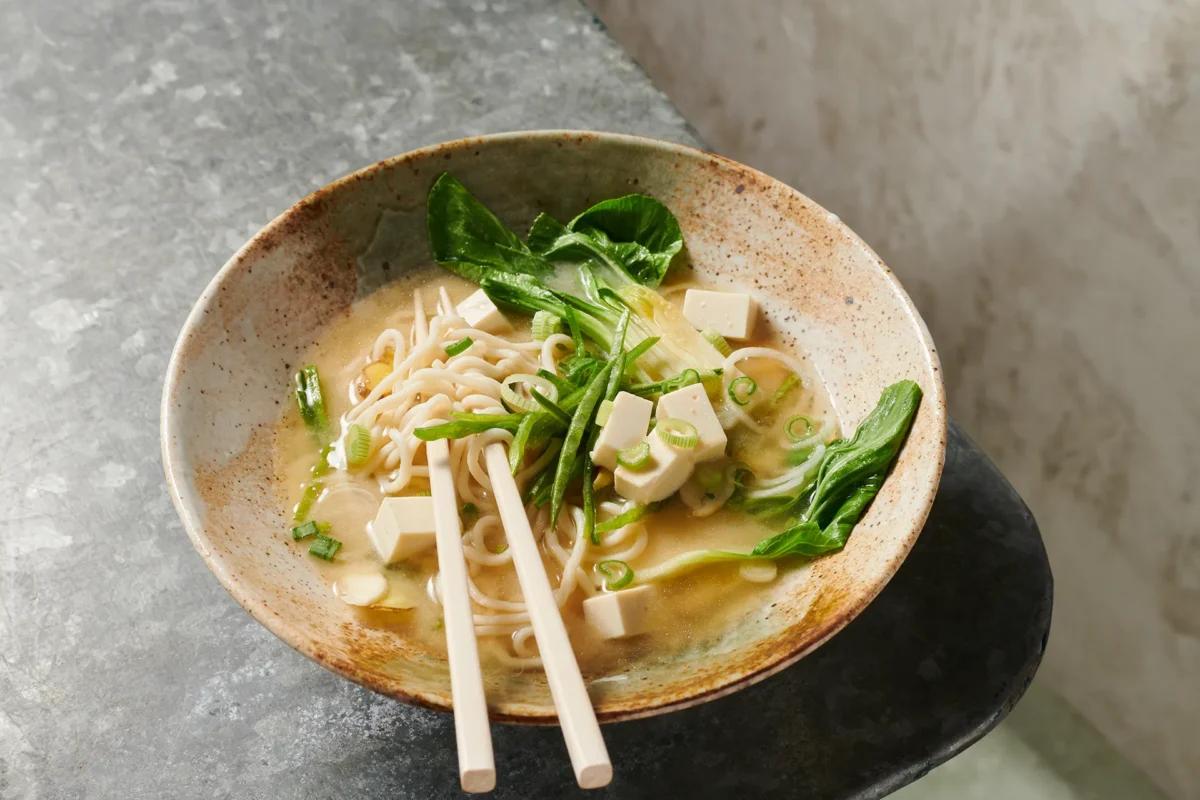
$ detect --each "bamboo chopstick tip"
[576,762,613,789]
[460,767,497,793]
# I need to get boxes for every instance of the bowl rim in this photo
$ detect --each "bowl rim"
[161,129,947,724]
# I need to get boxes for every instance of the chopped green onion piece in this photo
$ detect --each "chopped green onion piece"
[531,310,563,340]
[616,441,651,470]
[695,464,725,493]
[596,559,634,590]
[294,365,329,438]
[293,481,323,522]
[728,376,758,406]
[785,415,815,442]
[772,373,802,406]
[311,443,333,478]
[488,540,509,554]
[444,336,473,357]
[291,520,321,540]
[501,373,558,414]
[656,418,699,449]
[595,504,649,534]
[461,502,479,520]
[596,399,614,427]
[308,533,341,561]
[345,424,372,467]
[702,329,732,357]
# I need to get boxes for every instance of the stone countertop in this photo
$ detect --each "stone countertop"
[0,1,1050,798]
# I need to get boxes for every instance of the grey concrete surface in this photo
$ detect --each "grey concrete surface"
[0,1,1048,797]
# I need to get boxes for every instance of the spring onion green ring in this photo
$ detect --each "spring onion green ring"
[596,559,634,590]
[728,375,758,406]
[772,373,802,406]
[345,424,372,467]
[616,441,651,470]
[785,415,815,442]
[656,418,699,449]
[531,310,563,340]
[501,373,558,414]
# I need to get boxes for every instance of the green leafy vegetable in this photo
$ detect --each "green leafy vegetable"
[582,453,598,544]
[635,381,923,583]
[427,173,550,283]
[528,195,684,287]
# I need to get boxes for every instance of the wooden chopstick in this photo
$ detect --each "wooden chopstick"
[427,438,496,793]
[484,442,613,789]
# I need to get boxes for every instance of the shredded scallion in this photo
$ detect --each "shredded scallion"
[772,373,801,406]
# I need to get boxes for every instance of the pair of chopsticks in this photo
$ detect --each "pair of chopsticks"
[426,438,613,792]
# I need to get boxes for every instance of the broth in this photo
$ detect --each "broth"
[274,268,837,677]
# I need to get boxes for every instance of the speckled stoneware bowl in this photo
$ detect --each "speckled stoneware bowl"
[162,131,946,723]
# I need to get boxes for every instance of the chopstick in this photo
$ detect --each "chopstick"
[427,438,496,793]
[484,442,613,789]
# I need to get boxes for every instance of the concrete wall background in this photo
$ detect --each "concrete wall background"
[586,2,1200,797]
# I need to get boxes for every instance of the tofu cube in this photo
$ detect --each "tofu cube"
[682,289,757,340]
[369,497,437,564]
[656,383,728,462]
[614,433,693,504]
[590,391,653,470]
[456,289,509,332]
[583,585,655,639]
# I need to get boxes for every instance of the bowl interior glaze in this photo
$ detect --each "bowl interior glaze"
[161,131,946,723]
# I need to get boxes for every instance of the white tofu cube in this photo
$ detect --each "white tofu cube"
[369,496,437,564]
[583,585,654,639]
[682,289,757,340]
[656,383,728,462]
[456,289,509,332]
[590,391,653,470]
[613,433,693,504]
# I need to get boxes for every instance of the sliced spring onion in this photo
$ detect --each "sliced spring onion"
[461,502,479,519]
[785,415,815,442]
[596,559,634,590]
[444,336,473,357]
[291,520,322,540]
[728,376,758,406]
[488,540,509,554]
[501,373,559,414]
[656,418,699,449]
[293,481,323,522]
[616,441,651,470]
[531,310,564,340]
[701,329,732,357]
[345,424,372,468]
[595,504,649,534]
[772,373,802,406]
[294,365,329,437]
[596,399,614,427]
[308,533,342,561]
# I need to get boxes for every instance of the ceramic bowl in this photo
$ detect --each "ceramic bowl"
[161,131,946,722]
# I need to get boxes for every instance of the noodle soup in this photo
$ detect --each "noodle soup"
[273,174,922,679]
